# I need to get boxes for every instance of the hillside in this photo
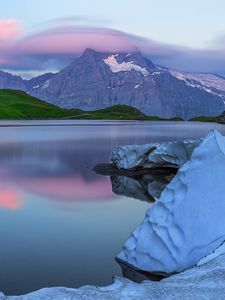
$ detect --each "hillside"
[71,105,146,120]
[0,90,79,119]
[189,112,225,123]
[0,90,150,120]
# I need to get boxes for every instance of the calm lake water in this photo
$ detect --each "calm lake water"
[0,120,225,295]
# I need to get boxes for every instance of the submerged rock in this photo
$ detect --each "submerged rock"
[5,253,225,299]
[112,138,202,170]
[117,130,225,274]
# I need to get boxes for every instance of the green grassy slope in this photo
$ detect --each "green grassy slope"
[189,115,221,122]
[0,89,81,119]
[0,89,175,120]
[72,105,146,120]
[0,90,149,120]
[73,106,182,121]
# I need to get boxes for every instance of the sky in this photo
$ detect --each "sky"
[1,0,225,77]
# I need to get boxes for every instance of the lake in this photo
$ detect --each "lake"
[0,120,225,295]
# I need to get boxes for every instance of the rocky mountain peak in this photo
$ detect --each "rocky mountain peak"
[77,48,155,71]
[0,48,225,120]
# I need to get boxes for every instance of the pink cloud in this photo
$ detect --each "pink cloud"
[14,26,174,57]
[0,19,22,41]
[0,18,225,75]
[15,29,131,56]
[0,19,177,72]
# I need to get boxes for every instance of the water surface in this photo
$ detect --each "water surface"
[0,120,224,295]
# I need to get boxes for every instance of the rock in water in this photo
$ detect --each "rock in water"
[112,138,202,169]
[117,130,225,274]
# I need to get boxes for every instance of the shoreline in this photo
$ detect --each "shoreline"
[4,253,225,299]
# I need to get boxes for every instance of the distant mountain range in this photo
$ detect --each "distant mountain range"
[1,48,225,119]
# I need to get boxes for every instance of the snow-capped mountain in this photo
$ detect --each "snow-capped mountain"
[1,48,225,119]
[26,49,225,119]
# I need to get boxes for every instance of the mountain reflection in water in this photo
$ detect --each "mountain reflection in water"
[0,140,116,209]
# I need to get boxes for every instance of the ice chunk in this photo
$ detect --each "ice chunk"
[112,139,202,169]
[117,130,225,274]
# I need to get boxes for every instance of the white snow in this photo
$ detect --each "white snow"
[32,85,40,89]
[170,69,225,99]
[41,80,50,89]
[32,80,51,90]
[103,55,149,76]
[111,139,202,169]
[117,130,225,274]
[151,71,161,76]
[5,253,225,299]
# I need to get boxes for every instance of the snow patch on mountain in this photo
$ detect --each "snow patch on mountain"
[170,70,225,100]
[41,80,50,89]
[32,85,40,89]
[32,80,51,90]
[103,55,149,76]
[151,71,162,76]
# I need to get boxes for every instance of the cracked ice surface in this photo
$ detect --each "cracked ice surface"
[111,138,202,169]
[117,131,225,274]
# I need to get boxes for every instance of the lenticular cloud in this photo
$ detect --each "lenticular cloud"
[1,18,225,75]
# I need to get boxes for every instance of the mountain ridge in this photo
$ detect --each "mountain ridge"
[1,49,225,119]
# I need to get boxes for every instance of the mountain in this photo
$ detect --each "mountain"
[24,72,55,91]
[27,49,225,119]
[1,49,225,119]
[0,71,26,91]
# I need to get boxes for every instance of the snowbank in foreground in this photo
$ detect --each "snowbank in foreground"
[117,130,225,274]
[111,138,202,169]
[5,253,225,299]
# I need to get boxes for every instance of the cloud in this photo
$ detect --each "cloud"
[0,19,22,41]
[45,15,112,26]
[0,17,225,76]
